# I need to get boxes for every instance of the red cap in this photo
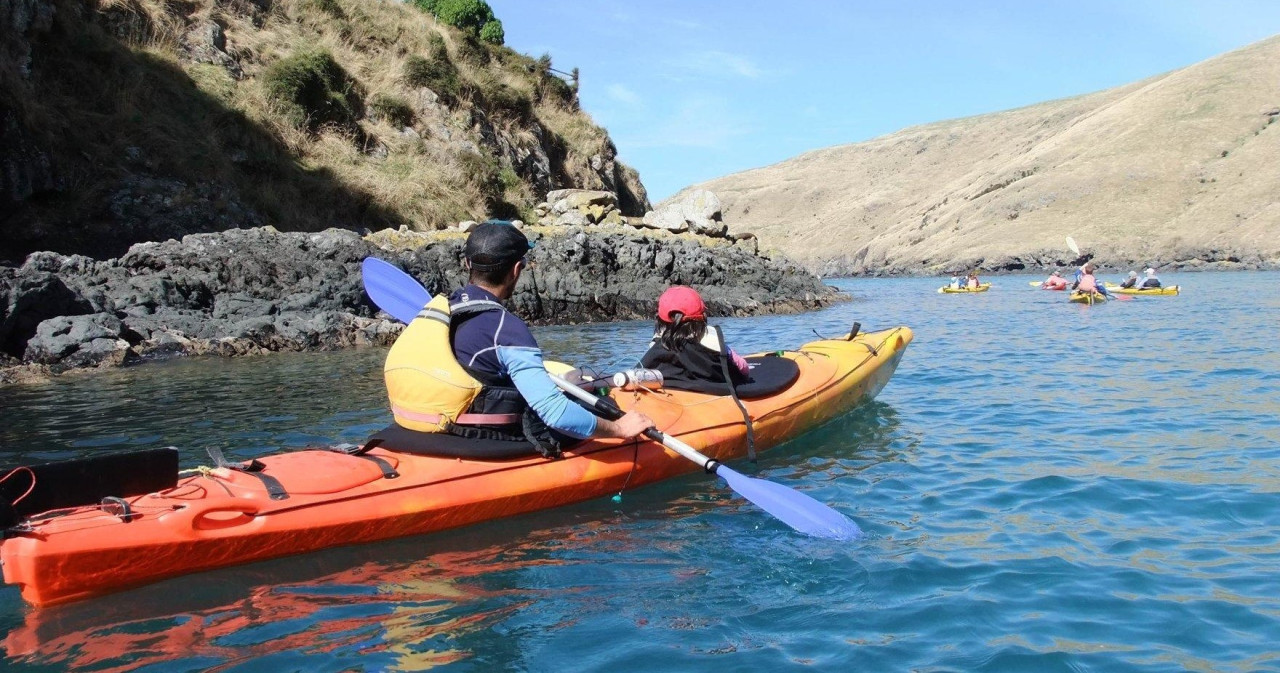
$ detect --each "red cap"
[657,286,706,323]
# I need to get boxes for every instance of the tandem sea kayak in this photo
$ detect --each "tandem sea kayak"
[1103,284,1180,296]
[0,326,912,607]
[938,283,990,293]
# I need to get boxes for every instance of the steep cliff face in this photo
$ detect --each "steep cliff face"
[683,36,1280,276]
[0,0,649,261]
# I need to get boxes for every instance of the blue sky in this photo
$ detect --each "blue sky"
[487,1,1280,203]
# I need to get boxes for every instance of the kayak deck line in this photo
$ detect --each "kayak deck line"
[1,326,913,607]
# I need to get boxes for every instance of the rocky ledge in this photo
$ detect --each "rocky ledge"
[0,224,843,384]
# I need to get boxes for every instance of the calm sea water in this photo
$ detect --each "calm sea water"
[1,271,1278,672]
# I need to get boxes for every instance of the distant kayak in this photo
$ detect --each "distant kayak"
[1069,291,1107,305]
[1029,281,1068,291]
[1104,284,1180,296]
[939,283,991,294]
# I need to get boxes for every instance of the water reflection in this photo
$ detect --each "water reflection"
[4,508,655,671]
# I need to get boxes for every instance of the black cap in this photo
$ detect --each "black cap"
[464,222,530,270]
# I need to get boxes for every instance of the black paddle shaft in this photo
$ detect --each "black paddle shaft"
[571,387,625,421]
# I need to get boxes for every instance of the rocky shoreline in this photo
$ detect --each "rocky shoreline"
[813,251,1280,278]
[0,224,843,385]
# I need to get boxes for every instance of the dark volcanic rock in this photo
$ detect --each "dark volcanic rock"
[0,225,842,382]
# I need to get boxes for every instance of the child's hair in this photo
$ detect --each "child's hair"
[653,315,707,352]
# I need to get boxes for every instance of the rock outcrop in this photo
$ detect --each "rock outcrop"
[1,224,841,383]
[533,188,756,258]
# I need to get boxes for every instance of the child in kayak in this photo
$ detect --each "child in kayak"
[639,286,750,387]
[1040,271,1067,290]
[949,275,962,289]
[1118,271,1139,289]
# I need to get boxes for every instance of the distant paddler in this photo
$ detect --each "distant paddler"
[1071,262,1111,299]
[1039,271,1068,290]
[1138,267,1163,289]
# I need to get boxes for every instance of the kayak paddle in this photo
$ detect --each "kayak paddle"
[360,256,863,540]
[362,258,430,322]
[547,372,861,540]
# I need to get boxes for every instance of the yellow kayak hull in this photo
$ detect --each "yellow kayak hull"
[1069,291,1107,304]
[1103,284,1180,296]
[939,283,991,293]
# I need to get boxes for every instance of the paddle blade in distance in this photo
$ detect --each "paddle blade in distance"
[1065,236,1080,255]
[716,465,862,540]
[362,257,430,324]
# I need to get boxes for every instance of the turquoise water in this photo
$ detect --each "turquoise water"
[1,271,1279,671]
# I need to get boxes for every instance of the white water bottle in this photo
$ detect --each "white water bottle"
[612,368,664,391]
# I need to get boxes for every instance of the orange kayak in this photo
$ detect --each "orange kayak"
[1,326,912,607]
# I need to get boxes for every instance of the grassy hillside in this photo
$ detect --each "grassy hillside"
[0,0,647,260]
[682,36,1280,275]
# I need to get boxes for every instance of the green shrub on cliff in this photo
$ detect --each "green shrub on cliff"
[478,20,504,45]
[403,54,461,101]
[369,93,414,127]
[263,50,363,131]
[412,0,504,45]
[482,81,533,121]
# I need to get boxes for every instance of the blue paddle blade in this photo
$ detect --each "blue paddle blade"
[716,465,862,540]
[362,258,430,324]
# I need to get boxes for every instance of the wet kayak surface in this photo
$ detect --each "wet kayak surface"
[2,271,1278,671]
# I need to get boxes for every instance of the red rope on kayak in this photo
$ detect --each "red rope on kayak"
[0,466,36,505]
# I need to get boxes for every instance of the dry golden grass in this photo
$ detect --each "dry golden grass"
[8,0,621,256]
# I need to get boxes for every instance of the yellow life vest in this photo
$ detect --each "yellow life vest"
[384,295,485,433]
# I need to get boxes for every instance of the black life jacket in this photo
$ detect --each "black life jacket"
[639,330,749,392]
[639,325,757,460]
[448,299,562,456]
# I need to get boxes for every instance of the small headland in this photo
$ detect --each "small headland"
[0,194,843,384]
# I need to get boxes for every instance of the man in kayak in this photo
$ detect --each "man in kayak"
[1118,271,1139,289]
[449,222,654,455]
[1139,267,1162,288]
[1040,271,1067,290]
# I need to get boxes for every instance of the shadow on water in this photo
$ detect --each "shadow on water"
[0,348,392,466]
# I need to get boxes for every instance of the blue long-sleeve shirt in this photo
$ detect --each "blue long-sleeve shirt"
[449,285,598,438]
